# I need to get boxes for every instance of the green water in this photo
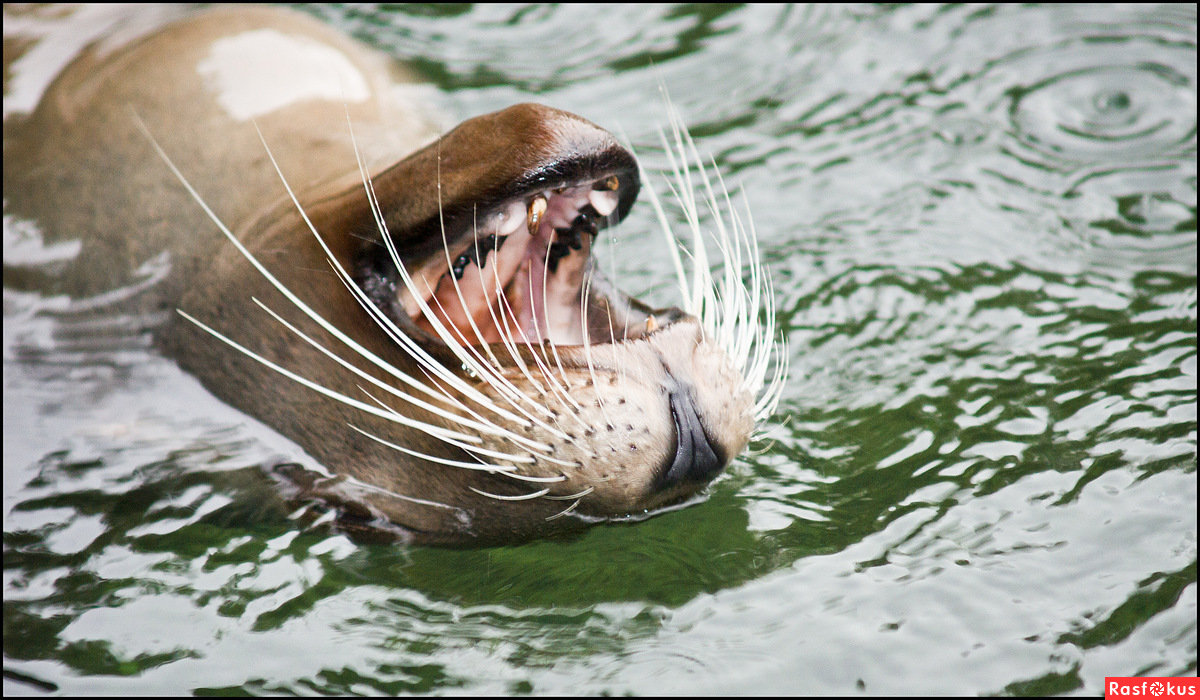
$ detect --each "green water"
[3,4,1195,695]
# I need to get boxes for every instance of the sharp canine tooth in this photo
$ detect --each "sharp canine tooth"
[646,315,658,332]
[528,195,547,235]
[588,189,619,217]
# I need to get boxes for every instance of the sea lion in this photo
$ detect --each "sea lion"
[3,5,784,545]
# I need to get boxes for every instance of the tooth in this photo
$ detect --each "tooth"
[645,315,659,333]
[498,200,525,237]
[588,189,619,217]
[595,176,619,191]
[528,195,547,235]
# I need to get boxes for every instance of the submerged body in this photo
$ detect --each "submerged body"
[4,6,781,545]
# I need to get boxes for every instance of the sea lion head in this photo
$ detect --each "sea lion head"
[164,102,783,545]
[365,103,758,497]
[4,5,783,545]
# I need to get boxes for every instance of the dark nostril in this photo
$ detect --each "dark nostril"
[657,385,726,489]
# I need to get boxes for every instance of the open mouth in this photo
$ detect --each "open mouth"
[372,167,662,354]
[404,177,625,347]
[337,103,668,357]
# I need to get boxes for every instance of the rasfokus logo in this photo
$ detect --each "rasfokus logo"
[1106,677,1199,699]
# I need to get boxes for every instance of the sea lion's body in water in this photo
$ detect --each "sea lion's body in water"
[4,6,783,545]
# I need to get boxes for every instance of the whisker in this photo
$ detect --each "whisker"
[251,295,548,450]
[469,486,551,501]
[249,120,531,431]
[534,232,586,410]
[544,498,582,520]
[487,263,593,443]
[503,243,587,432]
[579,270,617,432]
[341,115,577,440]
[133,115,515,444]
[347,423,568,485]
[637,93,788,433]
[177,309,478,445]
[343,120,545,418]
[544,486,594,501]
[347,422,518,473]
[340,127,600,457]
[354,385,580,471]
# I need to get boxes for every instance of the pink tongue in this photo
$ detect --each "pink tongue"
[528,226,588,346]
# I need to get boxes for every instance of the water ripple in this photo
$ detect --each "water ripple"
[1001,39,1196,167]
[3,4,1195,696]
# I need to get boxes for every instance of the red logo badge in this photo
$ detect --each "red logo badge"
[1106,677,1199,699]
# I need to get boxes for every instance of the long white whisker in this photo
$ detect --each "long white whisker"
[544,486,594,501]
[134,116,515,444]
[487,262,594,443]
[347,423,568,483]
[535,236,587,415]
[469,486,551,501]
[544,498,583,520]
[354,384,579,470]
[638,93,788,437]
[177,309,479,445]
[489,271,556,402]
[579,268,616,431]
[358,159,572,440]
[320,260,587,458]
[507,243,589,432]
[250,295,549,449]
[255,121,590,459]
[346,422,517,473]
[340,115,581,445]
[526,235,582,409]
